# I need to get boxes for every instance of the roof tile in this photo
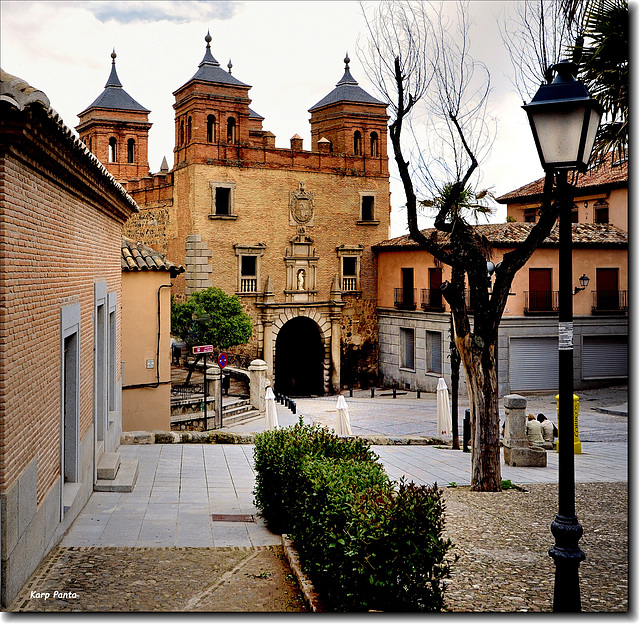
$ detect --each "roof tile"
[121,237,185,275]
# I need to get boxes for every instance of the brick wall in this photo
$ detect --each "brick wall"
[0,100,133,505]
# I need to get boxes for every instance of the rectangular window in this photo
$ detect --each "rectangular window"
[209,181,237,219]
[361,196,375,221]
[215,187,230,215]
[235,243,265,294]
[108,292,117,414]
[400,328,415,370]
[240,255,257,292]
[342,256,357,291]
[524,208,538,223]
[94,282,108,442]
[61,303,81,487]
[425,330,442,374]
[594,201,609,224]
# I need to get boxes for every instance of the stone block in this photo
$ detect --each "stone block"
[503,445,547,467]
[1,482,19,558]
[17,459,37,540]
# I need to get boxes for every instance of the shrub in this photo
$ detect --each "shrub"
[253,419,377,534]
[253,422,455,611]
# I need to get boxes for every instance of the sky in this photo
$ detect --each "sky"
[1,0,551,237]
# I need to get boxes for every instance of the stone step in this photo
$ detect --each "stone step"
[222,408,262,427]
[94,459,139,493]
[97,452,121,480]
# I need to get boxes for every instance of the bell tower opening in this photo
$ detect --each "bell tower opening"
[275,316,325,396]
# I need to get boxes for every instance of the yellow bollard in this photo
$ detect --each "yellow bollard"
[555,393,582,454]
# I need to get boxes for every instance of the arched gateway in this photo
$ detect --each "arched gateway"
[275,316,325,396]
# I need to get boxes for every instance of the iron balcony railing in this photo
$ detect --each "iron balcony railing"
[524,290,559,314]
[592,290,628,314]
[420,288,445,311]
[394,288,417,310]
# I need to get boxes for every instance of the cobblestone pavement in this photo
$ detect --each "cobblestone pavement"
[8,546,307,612]
[443,481,628,613]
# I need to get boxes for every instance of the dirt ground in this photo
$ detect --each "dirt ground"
[8,545,308,613]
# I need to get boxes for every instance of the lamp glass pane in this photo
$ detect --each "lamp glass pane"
[579,107,602,168]
[530,105,587,166]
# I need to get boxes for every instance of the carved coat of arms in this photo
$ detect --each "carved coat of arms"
[290,181,315,226]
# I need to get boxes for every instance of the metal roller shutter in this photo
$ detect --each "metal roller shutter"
[510,337,559,392]
[582,336,628,379]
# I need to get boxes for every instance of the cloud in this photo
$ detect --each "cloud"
[83,1,240,24]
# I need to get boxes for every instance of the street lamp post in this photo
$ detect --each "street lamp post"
[523,61,602,612]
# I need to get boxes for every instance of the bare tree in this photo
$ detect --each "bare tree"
[359,0,560,491]
[500,0,576,101]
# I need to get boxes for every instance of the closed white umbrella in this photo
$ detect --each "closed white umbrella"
[265,386,279,430]
[436,377,452,437]
[335,394,352,436]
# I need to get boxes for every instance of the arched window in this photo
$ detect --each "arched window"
[207,115,216,143]
[370,132,379,157]
[187,116,192,143]
[227,117,237,144]
[108,137,117,163]
[354,131,362,156]
[127,138,135,163]
[179,120,185,145]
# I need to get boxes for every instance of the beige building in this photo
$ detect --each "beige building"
[0,70,138,606]
[121,237,184,431]
[78,36,391,394]
[374,159,628,395]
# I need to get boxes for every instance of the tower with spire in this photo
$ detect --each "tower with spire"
[76,50,152,182]
[309,53,388,159]
[172,31,265,166]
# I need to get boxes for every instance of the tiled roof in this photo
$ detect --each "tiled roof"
[497,158,628,204]
[187,34,250,88]
[373,222,628,251]
[80,54,150,114]
[1,69,139,215]
[121,237,185,276]
[309,56,385,111]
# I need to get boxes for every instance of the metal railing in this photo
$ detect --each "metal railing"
[171,383,204,400]
[394,288,417,310]
[420,288,445,311]
[524,290,559,314]
[592,290,628,313]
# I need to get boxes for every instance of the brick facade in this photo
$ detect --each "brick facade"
[88,34,392,393]
[0,70,137,606]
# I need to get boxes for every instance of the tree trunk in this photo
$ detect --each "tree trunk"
[450,315,461,450]
[455,333,501,491]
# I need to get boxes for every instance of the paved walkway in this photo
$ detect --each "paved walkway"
[61,385,627,549]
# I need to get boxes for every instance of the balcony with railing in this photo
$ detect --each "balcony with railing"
[394,288,417,310]
[342,276,358,292]
[524,290,559,315]
[240,277,258,293]
[592,290,628,314]
[420,288,445,311]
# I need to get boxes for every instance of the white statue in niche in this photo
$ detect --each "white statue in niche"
[297,269,306,290]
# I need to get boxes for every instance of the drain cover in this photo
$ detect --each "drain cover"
[211,514,255,523]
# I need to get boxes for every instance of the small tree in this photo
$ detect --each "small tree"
[171,287,253,350]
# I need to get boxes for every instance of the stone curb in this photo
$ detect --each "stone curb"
[120,430,448,447]
[281,534,324,613]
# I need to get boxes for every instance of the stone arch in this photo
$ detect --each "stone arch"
[272,308,331,396]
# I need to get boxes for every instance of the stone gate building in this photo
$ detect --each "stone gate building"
[77,32,391,394]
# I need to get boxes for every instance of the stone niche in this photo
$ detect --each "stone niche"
[284,231,318,303]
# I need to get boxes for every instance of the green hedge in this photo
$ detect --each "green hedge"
[253,421,454,611]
